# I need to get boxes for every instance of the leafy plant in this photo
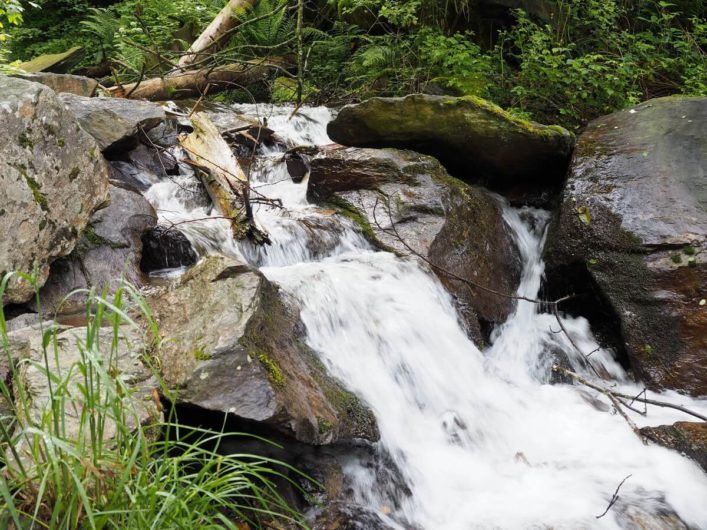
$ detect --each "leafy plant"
[80,7,119,63]
[494,0,706,127]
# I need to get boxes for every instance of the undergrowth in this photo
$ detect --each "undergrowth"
[0,271,308,529]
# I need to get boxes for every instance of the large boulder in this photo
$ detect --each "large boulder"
[34,183,157,314]
[0,75,110,305]
[326,94,574,188]
[58,94,166,152]
[306,146,521,343]
[544,96,707,395]
[147,255,378,445]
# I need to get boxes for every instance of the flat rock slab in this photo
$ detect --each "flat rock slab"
[327,94,574,187]
[18,46,84,73]
[0,75,109,304]
[58,94,166,152]
[14,72,98,97]
[545,96,707,395]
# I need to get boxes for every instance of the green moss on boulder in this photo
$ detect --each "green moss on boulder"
[327,94,574,186]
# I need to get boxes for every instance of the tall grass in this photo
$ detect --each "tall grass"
[0,271,308,529]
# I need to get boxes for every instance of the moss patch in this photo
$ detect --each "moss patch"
[256,352,285,387]
[83,225,128,249]
[21,172,49,212]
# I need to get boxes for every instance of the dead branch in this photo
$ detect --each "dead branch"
[178,0,260,69]
[107,60,275,101]
[596,475,632,519]
[552,365,707,422]
[179,112,251,240]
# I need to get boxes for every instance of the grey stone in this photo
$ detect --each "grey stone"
[14,73,98,97]
[147,256,378,445]
[35,184,157,315]
[308,146,521,343]
[0,75,109,305]
[58,94,166,152]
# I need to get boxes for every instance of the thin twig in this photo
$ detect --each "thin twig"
[596,475,632,519]
[553,365,707,422]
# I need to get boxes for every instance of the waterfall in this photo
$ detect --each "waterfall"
[143,105,707,530]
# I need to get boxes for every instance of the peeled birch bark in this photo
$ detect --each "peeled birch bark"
[179,112,247,238]
[108,61,272,101]
[178,0,260,69]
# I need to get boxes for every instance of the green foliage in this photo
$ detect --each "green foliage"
[331,0,473,30]
[495,0,707,127]
[80,8,119,63]
[0,273,307,529]
[233,0,295,57]
[0,0,23,33]
[345,28,491,97]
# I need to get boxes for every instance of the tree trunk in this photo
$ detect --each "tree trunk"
[107,61,273,101]
[178,0,260,70]
[179,112,248,238]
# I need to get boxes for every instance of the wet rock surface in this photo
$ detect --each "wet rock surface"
[0,75,110,305]
[327,94,574,189]
[33,184,157,314]
[641,422,707,473]
[140,226,198,272]
[545,96,707,395]
[58,94,166,152]
[307,146,521,343]
[147,255,378,445]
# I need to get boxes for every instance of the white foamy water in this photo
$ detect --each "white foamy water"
[143,105,707,529]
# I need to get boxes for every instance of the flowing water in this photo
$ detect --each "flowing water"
[144,105,707,529]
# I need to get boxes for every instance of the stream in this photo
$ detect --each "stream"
[144,104,707,530]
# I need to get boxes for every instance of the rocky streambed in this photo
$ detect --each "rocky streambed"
[1,73,706,529]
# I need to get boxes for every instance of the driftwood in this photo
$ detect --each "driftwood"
[179,112,248,238]
[178,0,260,69]
[107,61,273,101]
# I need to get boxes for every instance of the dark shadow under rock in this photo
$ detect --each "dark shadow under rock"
[140,226,198,273]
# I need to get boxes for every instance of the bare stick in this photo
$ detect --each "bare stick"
[596,475,632,519]
[553,365,707,422]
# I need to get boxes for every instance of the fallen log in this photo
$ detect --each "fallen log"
[107,61,273,101]
[179,112,248,238]
[178,0,260,69]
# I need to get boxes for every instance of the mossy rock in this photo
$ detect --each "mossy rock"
[18,46,84,74]
[147,256,378,445]
[327,94,574,187]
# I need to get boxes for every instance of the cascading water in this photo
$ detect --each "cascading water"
[143,105,707,529]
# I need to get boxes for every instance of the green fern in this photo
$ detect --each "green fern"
[236,0,295,55]
[80,7,119,62]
